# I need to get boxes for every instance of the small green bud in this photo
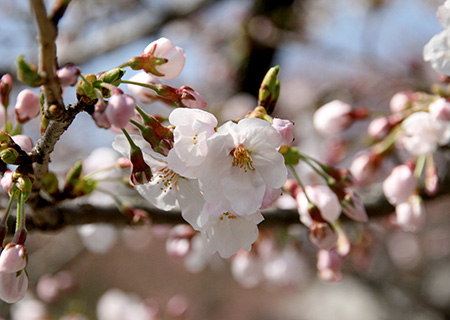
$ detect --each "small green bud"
[63,160,83,193]
[42,171,59,194]
[16,55,44,87]
[76,74,97,101]
[72,178,97,197]
[0,148,19,164]
[258,66,280,115]
[97,68,126,87]
[279,146,301,166]
[16,175,32,193]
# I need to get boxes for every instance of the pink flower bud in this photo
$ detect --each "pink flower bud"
[105,91,136,129]
[0,244,27,273]
[297,185,341,227]
[56,64,80,87]
[313,100,352,136]
[349,151,382,186]
[0,270,28,303]
[390,91,413,113]
[128,72,161,104]
[14,89,40,123]
[424,160,439,196]
[272,118,295,145]
[0,74,13,107]
[383,163,417,205]
[395,195,425,232]
[341,191,368,222]
[367,116,390,141]
[316,249,342,282]
[12,135,33,153]
[308,222,338,250]
[117,157,132,168]
[143,38,186,80]
[1,171,12,194]
[93,110,111,129]
[429,98,450,121]
[178,86,207,109]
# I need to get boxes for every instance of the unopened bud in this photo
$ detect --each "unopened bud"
[42,172,59,195]
[63,161,82,193]
[56,63,80,87]
[309,222,338,250]
[130,145,152,185]
[279,145,301,166]
[76,74,97,101]
[178,86,207,109]
[97,68,125,87]
[16,176,32,194]
[258,66,280,115]
[16,55,43,87]
[14,89,40,123]
[0,74,13,108]
[0,148,19,164]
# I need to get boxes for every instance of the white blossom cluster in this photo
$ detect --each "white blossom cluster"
[113,108,290,258]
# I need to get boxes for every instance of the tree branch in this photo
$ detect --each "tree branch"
[30,0,65,120]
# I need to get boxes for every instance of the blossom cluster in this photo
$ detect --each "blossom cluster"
[114,107,291,258]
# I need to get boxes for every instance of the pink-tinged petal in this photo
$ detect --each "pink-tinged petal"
[0,270,28,303]
[252,148,287,189]
[0,244,27,274]
[221,168,265,215]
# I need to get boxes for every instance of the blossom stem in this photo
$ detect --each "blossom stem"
[83,164,120,180]
[298,154,330,181]
[1,188,18,226]
[120,80,159,94]
[288,164,312,203]
[121,128,138,150]
[414,155,426,180]
[15,191,26,232]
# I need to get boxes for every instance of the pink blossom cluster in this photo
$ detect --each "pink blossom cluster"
[0,243,28,303]
[113,107,292,258]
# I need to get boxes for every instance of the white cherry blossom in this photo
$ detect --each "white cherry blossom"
[198,201,263,258]
[166,108,217,179]
[400,112,450,156]
[112,134,204,230]
[198,118,287,215]
[424,29,450,76]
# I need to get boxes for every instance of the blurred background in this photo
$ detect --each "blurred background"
[0,0,449,319]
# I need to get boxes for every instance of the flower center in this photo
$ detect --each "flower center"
[154,167,178,193]
[219,212,237,221]
[231,145,255,173]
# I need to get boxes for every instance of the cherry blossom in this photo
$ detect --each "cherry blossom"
[429,97,450,121]
[198,118,287,215]
[296,185,341,227]
[105,91,136,129]
[0,270,28,304]
[272,118,295,145]
[395,195,426,232]
[14,89,40,123]
[112,134,204,230]
[400,112,450,156]
[142,37,186,80]
[383,164,417,205]
[0,244,27,274]
[166,108,217,178]
[423,29,450,76]
[313,100,352,136]
[198,201,263,258]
